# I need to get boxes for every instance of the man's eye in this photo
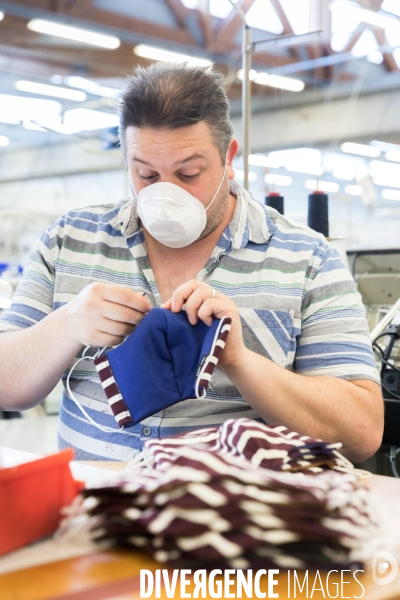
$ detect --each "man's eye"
[179,173,199,180]
[139,174,158,181]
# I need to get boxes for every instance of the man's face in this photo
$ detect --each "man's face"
[125,121,238,240]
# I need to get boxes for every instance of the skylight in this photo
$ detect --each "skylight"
[330,0,400,55]
[181,0,309,35]
[245,0,283,35]
[209,0,237,20]
[351,29,383,64]
[382,0,400,17]
[330,1,361,52]
[280,0,310,35]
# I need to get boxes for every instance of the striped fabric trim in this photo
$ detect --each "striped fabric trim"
[195,317,232,397]
[93,355,134,428]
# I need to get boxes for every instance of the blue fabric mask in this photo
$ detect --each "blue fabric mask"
[93,308,231,428]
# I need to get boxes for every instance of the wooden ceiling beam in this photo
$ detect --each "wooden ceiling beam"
[0,46,72,79]
[269,0,293,35]
[164,0,190,29]
[1,0,197,47]
[195,2,213,50]
[61,0,95,19]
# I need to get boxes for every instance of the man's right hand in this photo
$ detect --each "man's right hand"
[63,282,151,348]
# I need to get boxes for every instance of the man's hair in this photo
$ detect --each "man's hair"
[117,62,233,163]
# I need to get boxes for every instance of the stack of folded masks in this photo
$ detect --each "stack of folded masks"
[59,419,383,570]
[141,419,355,475]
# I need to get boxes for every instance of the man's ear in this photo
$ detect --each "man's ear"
[227,138,239,180]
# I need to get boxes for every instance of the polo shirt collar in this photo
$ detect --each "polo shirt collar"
[228,182,273,249]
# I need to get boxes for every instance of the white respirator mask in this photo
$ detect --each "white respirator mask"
[136,161,228,248]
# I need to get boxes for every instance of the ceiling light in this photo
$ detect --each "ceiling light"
[234,169,257,182]
[23,120,47,132]
[249,154,281,168]
[382,189,400,201]
[341,142,381,158]
[289,165,325,176]
[237,69,257,81]
[345,184,362,196]
[63,108,119,131]
[386,150,400,163]
[369,159,400,187]
[0,135,9,146]
[370,140,400,152]
[305,180,340,193]
[15,80,87,101]
[0,12,4,21]
[27,19,120,49]
[237,69,304,92]
[64,76,120,98]
[254,73,305,92]
[332,168,356,180]
[41,123,75,135]
[134,44,211,67]
[265,174,293,186]
[0,93,61,125]
[373,177,400,189]
[269,148,323,175]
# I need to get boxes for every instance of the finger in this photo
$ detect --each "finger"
[185,287,214,325]
[103,285,151,314]
[198,298,236,326]
[101,300,147,325]
[98,316,137,339]
[160,298,172,309]
[170,280,202,313]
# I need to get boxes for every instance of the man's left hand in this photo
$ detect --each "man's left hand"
[161,280,246,369]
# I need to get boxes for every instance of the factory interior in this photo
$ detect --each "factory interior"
[1,1,400,598]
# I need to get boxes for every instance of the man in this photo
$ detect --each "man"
[0,63,383,462]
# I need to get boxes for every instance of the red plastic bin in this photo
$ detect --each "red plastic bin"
[0,449,83,556]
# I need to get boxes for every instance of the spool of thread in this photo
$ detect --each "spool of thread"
[265,192,284,215]
[308,190,329,237]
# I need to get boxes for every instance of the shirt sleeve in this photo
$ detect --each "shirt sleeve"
[0,228,55,333]
[294,244,380,384]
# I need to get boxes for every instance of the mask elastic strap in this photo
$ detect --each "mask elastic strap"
[66,346,133,435]
[204,160,228,213]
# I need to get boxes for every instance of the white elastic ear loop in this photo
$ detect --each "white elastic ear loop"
[204,160,228,214]
[66,346,133,435]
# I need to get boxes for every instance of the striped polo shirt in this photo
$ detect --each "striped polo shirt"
[0,182,379,461]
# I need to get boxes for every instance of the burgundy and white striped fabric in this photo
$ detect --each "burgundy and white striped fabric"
[60,419,384,570]
[142,419,352,475]
[195,318,231,397]
[93,355,134,428]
